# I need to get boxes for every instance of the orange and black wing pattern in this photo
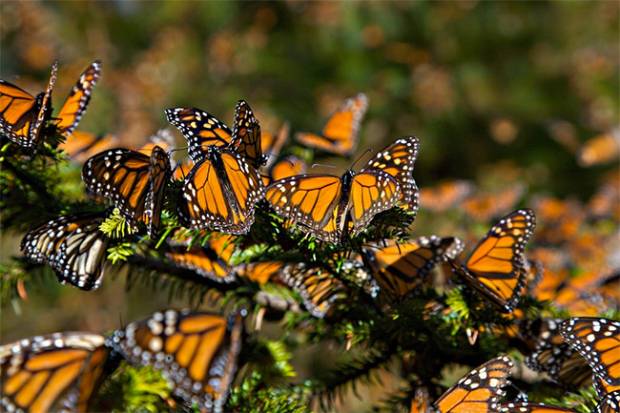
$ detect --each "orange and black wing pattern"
[167,233,237,283]
[234,261,285,285]
[261,122,289,168]
[21,213,109,290]
[433,355,513,413]
[0,62,57,148]
[596,392,620,413]
[296,93,368,156]
[55,61,101,136]
[231,99,263,168]
[82,146,171,236]
[165,107,233,161]
[179,148,264,234]
[265,174,343,240]
[280,264,347,318]
[0,332,112,413]
[59,130,118,163]
[499,402,577,412]
[452,209,536,312]
[107,309,243,412]
[560,318,620,388]
[362,136,420,211]
[362,237,463,299]
[409,388,431,413]
[270,156,307,182]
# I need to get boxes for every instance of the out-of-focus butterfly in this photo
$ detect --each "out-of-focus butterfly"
[419,180,473,213]
[137,128,176,155]
[166,233,237,283]
[82,146,171,237]
[0,62,57,148]
[577,130,620,167]
[280,264,347,318]
[234,261,286,285]
[524,318,592,388]
[261,122,290,168]
[451,209,536,312]
[296,93,368,157]
[532,197,584,245]
[21,213,110,290]
[106,309,244,413]
[59,130,118,164]
[53,60,101,137]
[0,332,115,413]
[560,318,620,388]
[261,155,308,186]
[362,236,463,299]
[409,388,431,413]
[461,185,524,222]
[498,402,577,412]
[165,100,263,167]
[433,355,513,412]
[265,137,419,242]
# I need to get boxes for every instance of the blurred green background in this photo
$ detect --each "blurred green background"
[0,2,618,409]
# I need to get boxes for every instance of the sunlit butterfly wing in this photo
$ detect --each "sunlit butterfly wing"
[82,146,171,237]
[524,318,591,388]
[21,213,109,290]
[55,61,101,137]
[166,233,237,283]
[280,264,347,318]
[0,332,114,413]
[577,131,620,167]
[179,147,264,234]
[230,100,262,168]
[419,180,473,213]
[560,318,620,387]
[362,236,463,299]
[138,128,176,155]
[452,209,536,312]
[498,402,577,412]
[261,122,289,168]
[59,130,118,164]
[296,93,368,156]
[362,136,420,211]
[173,160,194,181]
[0,62,57,148]
[165,107,232,162]
[270,156,307,181]
[234,261,284,285]
[594,374,620,400]
[106,309,243,413]
[433,355,513,413]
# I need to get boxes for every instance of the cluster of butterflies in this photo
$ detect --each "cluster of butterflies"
[1,314,618,413]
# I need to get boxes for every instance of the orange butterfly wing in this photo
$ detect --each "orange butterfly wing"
[296,93,368,156]
[59,130,118,163]
[261,122,289,167]
[499,402,578,412]
[231,99,263,168]
[270,156,307,181]
[55,61,101,136]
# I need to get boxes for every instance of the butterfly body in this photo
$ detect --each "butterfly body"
[179,145,264,234]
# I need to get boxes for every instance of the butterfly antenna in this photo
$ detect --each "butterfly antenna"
[350,147,373,170]
[311,163,337,170]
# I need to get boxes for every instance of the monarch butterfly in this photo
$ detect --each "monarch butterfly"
[594,374,620,402]
[451,209,536,312]
[172,160,194,181]
[234,261,285,285]
[409,388,431,413]
[138,128,176,155]
[559,318,620,387]
[433,355,513,412]
[53,60,101,137]
[362,236,463,299]
[596,391,620,413]
[166,233,237,283]
[270,155,308,182]
[165,100,262,167]
[533,197,584,245]
[21,213,110,290]
[419,180,473,213]
[498,402,577,412]
[261,122,290,168]
[0,61,56,148]
[106,309,244,413]
[280,264,347,318]
[296,93,368,156]
[265,137,419,242]
[82,146,171,237]
[58,130,118,163]
[178,145,265,234]
[0,332,114,413]
[461,185,524,222]
[524,318,591,388]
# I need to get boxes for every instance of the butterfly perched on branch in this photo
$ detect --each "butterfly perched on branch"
[265,136,419,242]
